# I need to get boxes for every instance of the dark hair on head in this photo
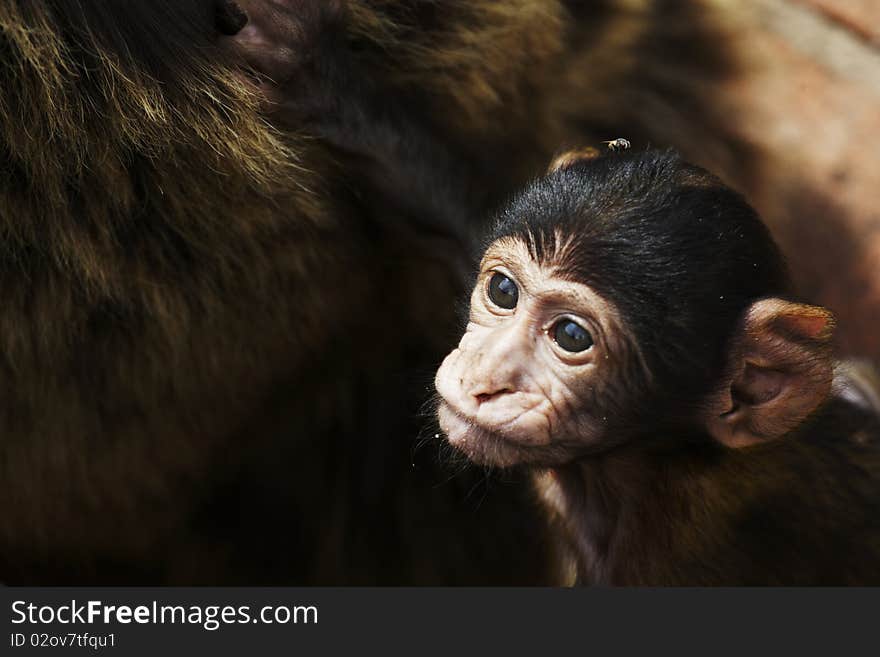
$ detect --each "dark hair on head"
[490,149,790,417]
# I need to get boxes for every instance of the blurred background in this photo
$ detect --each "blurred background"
[1,0,877,585]
[714,0,879,358]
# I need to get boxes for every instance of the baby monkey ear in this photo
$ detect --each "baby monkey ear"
[705,298,835,448]
[548,147,601,173]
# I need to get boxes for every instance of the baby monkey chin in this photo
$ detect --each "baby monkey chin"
[437,401,545,468]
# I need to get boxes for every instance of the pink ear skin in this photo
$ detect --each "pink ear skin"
[215,1,249,36]
[705,298,835,448]
[547,147,601,173]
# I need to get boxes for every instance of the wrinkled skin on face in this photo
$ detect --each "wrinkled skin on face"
[435,226,838,468]
[435,237,639,467]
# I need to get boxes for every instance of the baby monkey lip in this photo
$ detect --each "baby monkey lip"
[437,401,532,467]
[438,399,512,442]
[439,392,553,442]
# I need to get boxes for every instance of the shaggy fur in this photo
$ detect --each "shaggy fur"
[0,0,755,583]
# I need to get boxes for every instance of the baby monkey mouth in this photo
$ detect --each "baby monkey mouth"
[437,401,535,468]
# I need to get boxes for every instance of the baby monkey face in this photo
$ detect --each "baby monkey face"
[435,237,633,467]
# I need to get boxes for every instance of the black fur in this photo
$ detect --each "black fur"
[486,150,880,584]
[493,150,790,420]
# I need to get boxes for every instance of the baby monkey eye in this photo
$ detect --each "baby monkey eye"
[487,272,518,309]
[553,319,594,353]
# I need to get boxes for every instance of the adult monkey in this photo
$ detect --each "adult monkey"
[0,0,763,583]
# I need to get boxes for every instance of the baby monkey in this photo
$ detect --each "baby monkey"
[435,149,880,585]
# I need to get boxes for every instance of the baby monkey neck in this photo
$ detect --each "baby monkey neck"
[538,436,726,585]
[539,392,878,585]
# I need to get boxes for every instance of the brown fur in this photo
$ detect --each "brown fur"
[538,394,880,584]
[0,0,774,583]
